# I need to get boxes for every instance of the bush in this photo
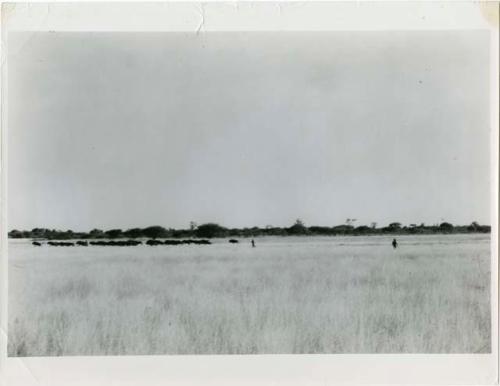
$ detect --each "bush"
[142,226,169,239]
[89,229,105,238]
[8,230,24,238]
[123,228,143,238]
[354,226,372,234]
[195,223,228,238]
[439,222,454,233]
[105,229,123,239]
[287,219,309,235]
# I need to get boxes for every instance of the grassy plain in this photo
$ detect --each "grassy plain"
[8,234,491,355]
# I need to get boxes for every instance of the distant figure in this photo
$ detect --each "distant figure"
[251,239,255,248]
[392,238,398,249]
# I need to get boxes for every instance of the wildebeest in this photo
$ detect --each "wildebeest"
[32,241,42,246]
[146,239,163,246]
[73,239,209,247]
[229,239,239,244]
[194,239,211,245]
[87,240,142,246]
[164,239,182,245]
[162,239,212,246]
[47,241,74,246]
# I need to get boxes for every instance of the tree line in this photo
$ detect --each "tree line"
[8,220,491,240]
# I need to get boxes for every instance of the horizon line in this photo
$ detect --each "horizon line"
[8,220,491,234]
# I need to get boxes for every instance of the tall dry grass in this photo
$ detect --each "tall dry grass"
[8,235,491,355]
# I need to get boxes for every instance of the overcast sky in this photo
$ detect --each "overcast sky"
[8,31,491,231]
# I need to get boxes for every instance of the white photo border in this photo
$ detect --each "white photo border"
[1,2,498,385]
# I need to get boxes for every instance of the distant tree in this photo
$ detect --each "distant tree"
[381,222,402,233]
[124,228,143,238]
[171,228,191,238]
[354,225,372,234]
[195,223,228,238]
[478,225,491,233]
[309,226,333,235]
[8,229,24,238]
[143,226,169,239]
[263,226,287,236]
[44,229,59,240]
[467,221,479,232]
[89,229,104,238]
[250,226,260,236]
[105,229,123,239]
[287,219,308,235]
[439,222,454,233]
[332,225,354,234]
[370,222,377,229]
[467,222,490,233]
[31,228,48,238]
[189,221,198,231]
[228,228,242,237]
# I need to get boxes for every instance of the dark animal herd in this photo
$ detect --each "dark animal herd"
[35,239,213,247]
[146,239,211,246]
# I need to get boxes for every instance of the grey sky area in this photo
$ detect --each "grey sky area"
[8,31,491,231]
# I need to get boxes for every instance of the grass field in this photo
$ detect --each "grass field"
[8,234,491,356]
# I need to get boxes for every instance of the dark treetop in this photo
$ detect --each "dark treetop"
[9,220,491,240]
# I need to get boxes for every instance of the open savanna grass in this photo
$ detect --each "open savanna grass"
[8,235,491,355]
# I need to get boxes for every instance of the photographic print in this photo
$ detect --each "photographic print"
[6,28,493,357]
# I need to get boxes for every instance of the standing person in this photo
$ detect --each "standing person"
[392,238,398,249]
[251,239,255,248]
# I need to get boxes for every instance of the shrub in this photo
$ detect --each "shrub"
[195,223,228,238]
[142,226,169,239]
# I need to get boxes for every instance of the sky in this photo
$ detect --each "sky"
[8,31,492,231]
